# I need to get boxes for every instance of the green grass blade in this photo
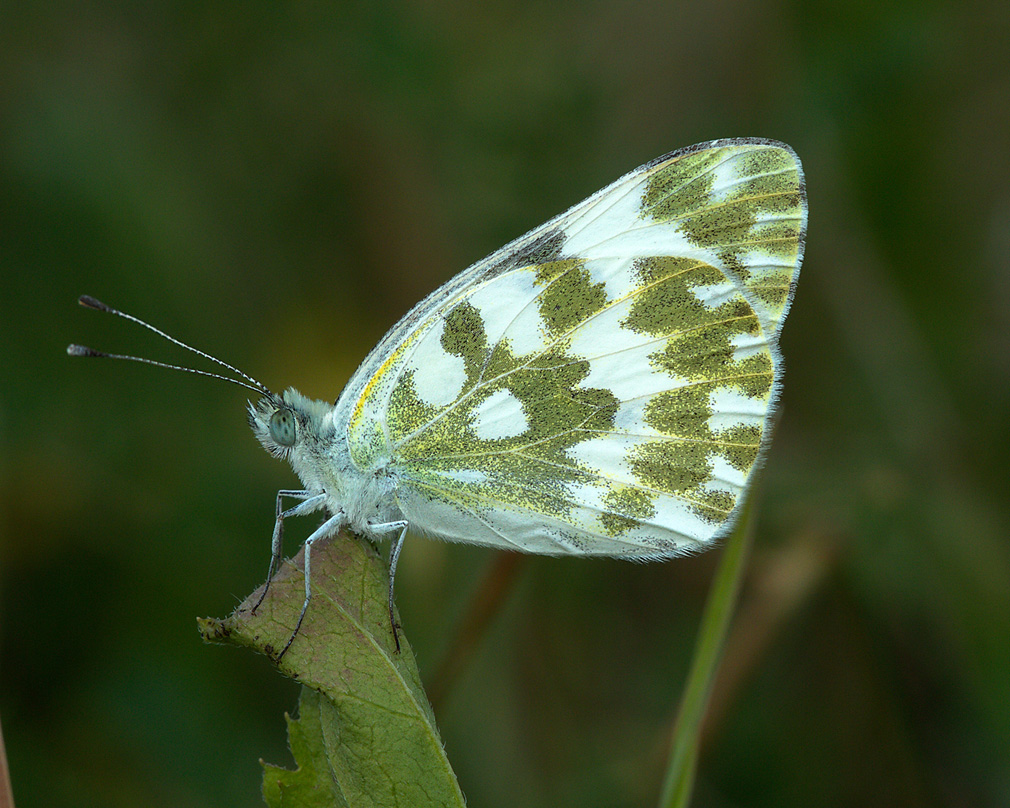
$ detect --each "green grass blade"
[658,501,755,808]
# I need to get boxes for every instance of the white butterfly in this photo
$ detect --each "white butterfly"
[73,138,805,657]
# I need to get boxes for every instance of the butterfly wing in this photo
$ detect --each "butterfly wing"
[336,139,805,557]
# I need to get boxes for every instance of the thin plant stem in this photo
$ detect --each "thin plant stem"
[658,500,755,808]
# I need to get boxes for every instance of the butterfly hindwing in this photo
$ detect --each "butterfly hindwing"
[340,139,805,557]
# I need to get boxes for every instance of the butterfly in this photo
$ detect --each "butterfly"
[72,138,806,658]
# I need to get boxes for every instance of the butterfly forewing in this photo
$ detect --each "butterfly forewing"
[343,139,804,557]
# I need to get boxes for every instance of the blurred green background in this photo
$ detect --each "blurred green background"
[2,1,1008,806]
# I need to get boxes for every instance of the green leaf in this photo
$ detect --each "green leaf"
[199,531,466,808]
[262,689,347,808]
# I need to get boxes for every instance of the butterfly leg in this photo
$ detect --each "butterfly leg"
[368,520,410,652]
[251,490,325,615]
[388,524,409,652]
[276,510,343,661]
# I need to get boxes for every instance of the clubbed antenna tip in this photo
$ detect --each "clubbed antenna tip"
[67,344,103,357]
[78,295,109,311]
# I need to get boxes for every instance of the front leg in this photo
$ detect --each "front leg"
[251,490,326,615]
[274,511,345,660]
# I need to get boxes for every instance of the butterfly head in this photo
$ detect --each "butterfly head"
[248,388,337,462]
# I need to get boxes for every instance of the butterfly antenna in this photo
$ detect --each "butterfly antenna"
[69,295,272,397]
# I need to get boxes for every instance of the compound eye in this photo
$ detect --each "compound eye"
[268,409,296,447]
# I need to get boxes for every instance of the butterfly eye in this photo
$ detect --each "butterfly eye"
[269,409,296,447]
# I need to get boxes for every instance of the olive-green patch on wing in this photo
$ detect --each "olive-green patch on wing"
[347,320,433,469]
[599,484,657,536]
[394,331,619,469]
[641,143,803,332]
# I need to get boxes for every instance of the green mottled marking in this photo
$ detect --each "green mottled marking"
[642,372,771,438]
[627,257,724,336]
[385,369,443,448]
[386,253,773,533]
[348,412,387,469]
[717,423,761,473]
[630,438,713,494]
[687,488,736,524]
[751,273,794,311]
[628,376,766,524]
[642,148,728,222]
[626,435,740,526]
[644,147,800,251]
[728,354,774,399]
[627,257,753,342]
[600,485,657,536]
[641,146,802,315]
[384,302,490,445]
[386,271,621,523]
[533,258,583,285]
[736,147,795,182]
[348,325,430,468]
[646,384,711,438]
[652,318,753,381]
[440,302,487,387]
[626,257,771,402]
[536,260,607,337]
